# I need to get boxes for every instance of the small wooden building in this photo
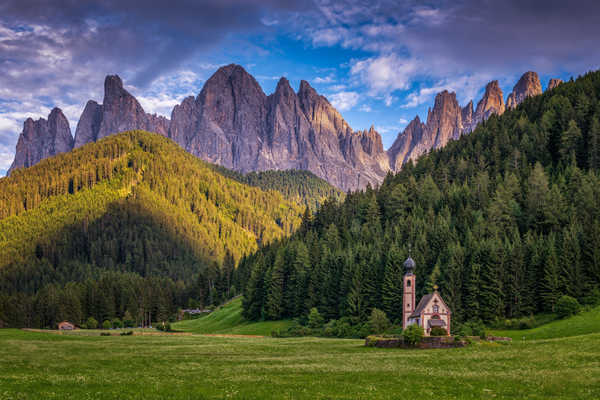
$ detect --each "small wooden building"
[58,321,75,331]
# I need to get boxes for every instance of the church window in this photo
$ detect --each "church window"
[433,305,439,313]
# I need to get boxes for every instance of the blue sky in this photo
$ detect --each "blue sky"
[1,0,599,176]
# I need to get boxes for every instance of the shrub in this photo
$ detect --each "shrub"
[120,331,134,336]
[336,322,353,338]
[556,295,581,318]
[100,332,110,336]
[156,322,172,332]
[402,324,424,346]
[368,308,390,334]
[455,320,486,338]
[429,326,448,336]
[307,308,324,329]
[517,316,534,330]
[123,311,135,328]
[581,287,600,306]
[86,317,98,329]
[79,323,87,330]
[102,320,112,330]
[112,318,123,329]
[357,323,372,339]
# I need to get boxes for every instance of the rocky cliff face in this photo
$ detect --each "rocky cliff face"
[506,71,542,109]
[74,75,169,148]
[8,108,73,175]
[473,80,505,126]
[548,78,563,90]
[388,116,426,170]
[172,65,388,190]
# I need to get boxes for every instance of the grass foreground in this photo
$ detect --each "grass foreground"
[172,297,293,336]
[1,328,600,399]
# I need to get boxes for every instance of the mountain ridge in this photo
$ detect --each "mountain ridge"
[8,66,563,190]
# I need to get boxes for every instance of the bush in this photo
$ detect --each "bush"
[402,324,424,346]
[120,331,134,336]
[556,295,581,318]
[368,308,390,334]
[429,326,448,336]
[156,322,172,332]
[517,317,534,330]
[86,317,98,329]
[79,323,87,330]
[581,287,600,306]
[102,320,112,330]
[100,332,111,336]
[112,318,123,329]
[457,320,486,339]
[307,308,324,329]
[123,311,135,328]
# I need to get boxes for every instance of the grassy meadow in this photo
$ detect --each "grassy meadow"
[1,326,599,399]
[172,297,294,336]
[491,306,600,340]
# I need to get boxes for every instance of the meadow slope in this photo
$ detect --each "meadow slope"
[172,297,293,336]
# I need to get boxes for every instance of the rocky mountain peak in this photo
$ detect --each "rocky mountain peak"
[506,71,542,109]
[387,115,427,170]
[548,78,563,90]
[461,100,474,132]
[104,74,124,95]
[474,80,505,125]
[8,108,73,175]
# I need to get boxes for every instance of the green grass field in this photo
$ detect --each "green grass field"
[1,328,599,399]
[2,305,600,399]
[172,297,293,336]
[491,305,600,340]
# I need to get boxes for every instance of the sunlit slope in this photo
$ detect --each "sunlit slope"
[172,297,293,336]
[491,306,600,340]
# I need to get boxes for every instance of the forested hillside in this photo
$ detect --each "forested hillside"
[240,71,600,325]
[0,131,304,328]
[210,167,343,211]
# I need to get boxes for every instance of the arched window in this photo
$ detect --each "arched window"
[433,305,439,313]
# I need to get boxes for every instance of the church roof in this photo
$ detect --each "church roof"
[409,294,433,318]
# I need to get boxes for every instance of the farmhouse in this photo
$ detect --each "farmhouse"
[402,256,451,336]
[58,321,75,331]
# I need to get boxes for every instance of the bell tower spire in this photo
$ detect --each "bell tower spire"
[402,249,416,329]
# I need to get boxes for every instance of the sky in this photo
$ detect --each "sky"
[1,0,600,176]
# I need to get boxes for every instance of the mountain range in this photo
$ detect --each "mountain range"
[7,65,562,191]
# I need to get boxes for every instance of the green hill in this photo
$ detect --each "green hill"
[492,306,600,340]
[172,297,292,336]
[240,70,600,326]
[0,130,306,328]
[210,167,344,211]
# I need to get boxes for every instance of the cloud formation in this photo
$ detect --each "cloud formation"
[303,0,600,105]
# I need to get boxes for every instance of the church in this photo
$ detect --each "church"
[402,256,451,336]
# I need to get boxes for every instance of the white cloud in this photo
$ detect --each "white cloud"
[328,91,359,111]
[359,104,372,112]
[350,54,419,96]
[401,73,495,108]
[314,76,334,84]
[375,125,401,135]
[261,17,279,26]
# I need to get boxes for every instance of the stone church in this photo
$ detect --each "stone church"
[402,256,451,336]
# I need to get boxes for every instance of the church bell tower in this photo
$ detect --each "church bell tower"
[402,255,416,329]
